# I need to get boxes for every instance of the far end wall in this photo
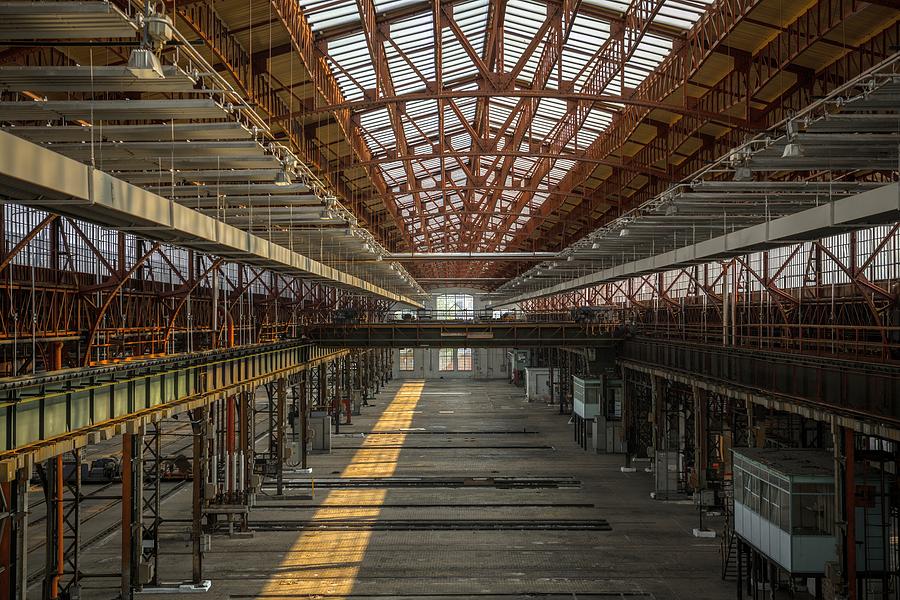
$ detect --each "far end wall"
[392,346,510,380]
[390,288,516,381]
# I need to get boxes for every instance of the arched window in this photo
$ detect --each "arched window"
[435,293,474,320]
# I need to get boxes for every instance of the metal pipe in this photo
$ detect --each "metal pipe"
[388,252,558,260]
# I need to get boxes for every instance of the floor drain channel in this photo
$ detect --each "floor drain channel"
[269,477,581,489]
[331,445,554,450]
[251,519,612,531]
[253,502,597,509]
[229,593,652,598]
[361,430,541,435]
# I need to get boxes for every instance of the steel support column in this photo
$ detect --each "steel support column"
[12,466,27,600]
[275,378,286,496]
[189,407,207,586]
[140,424,161,589]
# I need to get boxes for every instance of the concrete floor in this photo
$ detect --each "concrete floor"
[82,378,734,599]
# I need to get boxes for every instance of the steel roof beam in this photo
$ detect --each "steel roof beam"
[356,0,433,249]
[463,0,582,250]
[484,0,666,251]
[508,0,872,253]
[267,0,417,251]
[172,0,402,251]
[313,0,684,44]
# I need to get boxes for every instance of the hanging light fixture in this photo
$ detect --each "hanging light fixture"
[127,48,164,79]
[274,166,292,187]
[733,166,753,181]
[781,119,804,158]
[781,142,804,158]
[128,3,170,79]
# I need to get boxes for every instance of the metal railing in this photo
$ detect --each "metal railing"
[0,342,346,473]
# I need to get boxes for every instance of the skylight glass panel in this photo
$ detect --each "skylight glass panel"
[300,0,712,251]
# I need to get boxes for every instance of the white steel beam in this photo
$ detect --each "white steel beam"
[0,131,423,307]
[497,182,900,306]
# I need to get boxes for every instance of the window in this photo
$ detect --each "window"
[436,294,474,320]
[399,348,414,371]
[791,484,835,536]
[439,348,454,371]
[457,348,473,371]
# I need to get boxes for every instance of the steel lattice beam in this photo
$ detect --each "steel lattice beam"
[266,0,416,250]
[507,0,894,253]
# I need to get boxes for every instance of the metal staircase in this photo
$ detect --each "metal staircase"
[720,477,738,580]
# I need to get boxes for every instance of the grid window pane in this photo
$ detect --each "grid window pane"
[436,294,474,320]
[439,348,454,371]
[399,348,414,371]
[457,348,472,371]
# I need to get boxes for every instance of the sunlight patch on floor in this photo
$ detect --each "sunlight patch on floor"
[261,381,425,597]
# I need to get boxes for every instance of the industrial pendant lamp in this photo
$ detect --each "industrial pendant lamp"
[128,2,171,79]
[274,167,292,187]
[127,48,164,79]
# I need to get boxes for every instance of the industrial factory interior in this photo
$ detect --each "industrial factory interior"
[0,0,899,599]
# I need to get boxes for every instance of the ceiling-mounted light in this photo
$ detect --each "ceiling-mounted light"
[127,48,164,79]
[781,143,804,158]
[274,167,292,187]
[733,166,753,182]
